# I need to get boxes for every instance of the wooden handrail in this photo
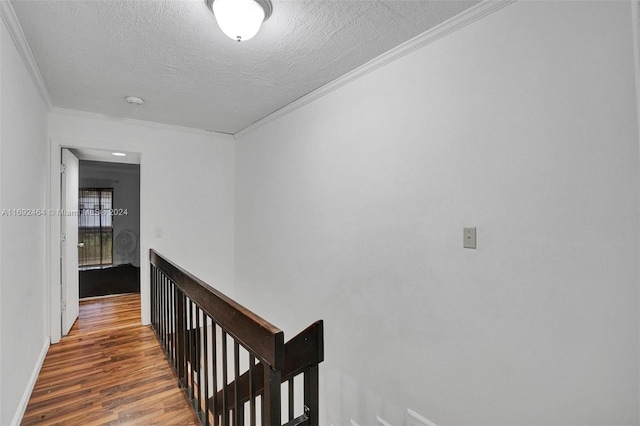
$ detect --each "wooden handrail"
[150,249,285,371]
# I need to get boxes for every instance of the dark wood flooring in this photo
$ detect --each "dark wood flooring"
[21,293,198,425]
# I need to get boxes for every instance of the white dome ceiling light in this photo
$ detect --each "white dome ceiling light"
[205,0,272,42]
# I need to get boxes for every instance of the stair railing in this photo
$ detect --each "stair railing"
[150,249,323,426]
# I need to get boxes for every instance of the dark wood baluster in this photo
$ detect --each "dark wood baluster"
[234,342,243,426]
[154,267,159,330]
[212,323,219,426]
[161,274,166,349]
[158,274,166,342]
[196,305,202,417]
[157,269,160,330]
[186,299,194,405]
[182,295,186,392]
[203,315,210,426]
[150,265,155,329]
[167,277,171,351]
[150,266,154,328]
[155,268,160,332]
[155,267,159,329]
[193,305,198,407]
[156,268,160,332]
[183,292,190,388]
[169,280,174,367]
[173,282,178,368]
[163,275,167,349]
[169,279,173,356]
[165,276,170,353]
[249,355,255,426]
[173,281,178,367]
[158,271,162,340]
[158,270,161,333]
[169,279,173,357]
[221,330,228,426]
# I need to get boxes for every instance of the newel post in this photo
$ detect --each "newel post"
[263,367,282,425]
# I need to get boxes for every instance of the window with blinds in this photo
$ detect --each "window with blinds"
[78,188,113,267]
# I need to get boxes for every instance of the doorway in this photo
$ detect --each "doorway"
[57,147,142,338]
[77,161,141,298]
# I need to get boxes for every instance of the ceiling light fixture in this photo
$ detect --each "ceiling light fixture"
[205,0,272,42]
[112,152,127,157]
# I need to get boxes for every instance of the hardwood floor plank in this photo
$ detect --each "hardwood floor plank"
[22,293,199,425]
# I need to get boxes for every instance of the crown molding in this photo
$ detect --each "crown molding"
[0,0,53,111]
[235,0,515,139]
[52,107,236,140]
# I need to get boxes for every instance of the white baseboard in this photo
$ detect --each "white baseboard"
[11,338,49,426]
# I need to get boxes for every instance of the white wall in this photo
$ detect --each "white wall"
[0,20,3,424]
[49,111,235,337]
[0,16,49,426]
[79,161,141,266]
[235,1,640,424]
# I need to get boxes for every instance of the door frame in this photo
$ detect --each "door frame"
[48,139,144,343]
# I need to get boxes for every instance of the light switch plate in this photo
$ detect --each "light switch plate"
[464,227,476,249]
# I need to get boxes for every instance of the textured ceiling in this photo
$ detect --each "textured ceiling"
[11,0,480,134]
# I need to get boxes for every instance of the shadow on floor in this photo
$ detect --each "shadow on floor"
[79,264,140,298]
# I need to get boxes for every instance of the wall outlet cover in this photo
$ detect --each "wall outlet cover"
[464,227,476,249]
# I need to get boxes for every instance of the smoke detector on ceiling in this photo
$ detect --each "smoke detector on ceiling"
[125,96,144,105]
